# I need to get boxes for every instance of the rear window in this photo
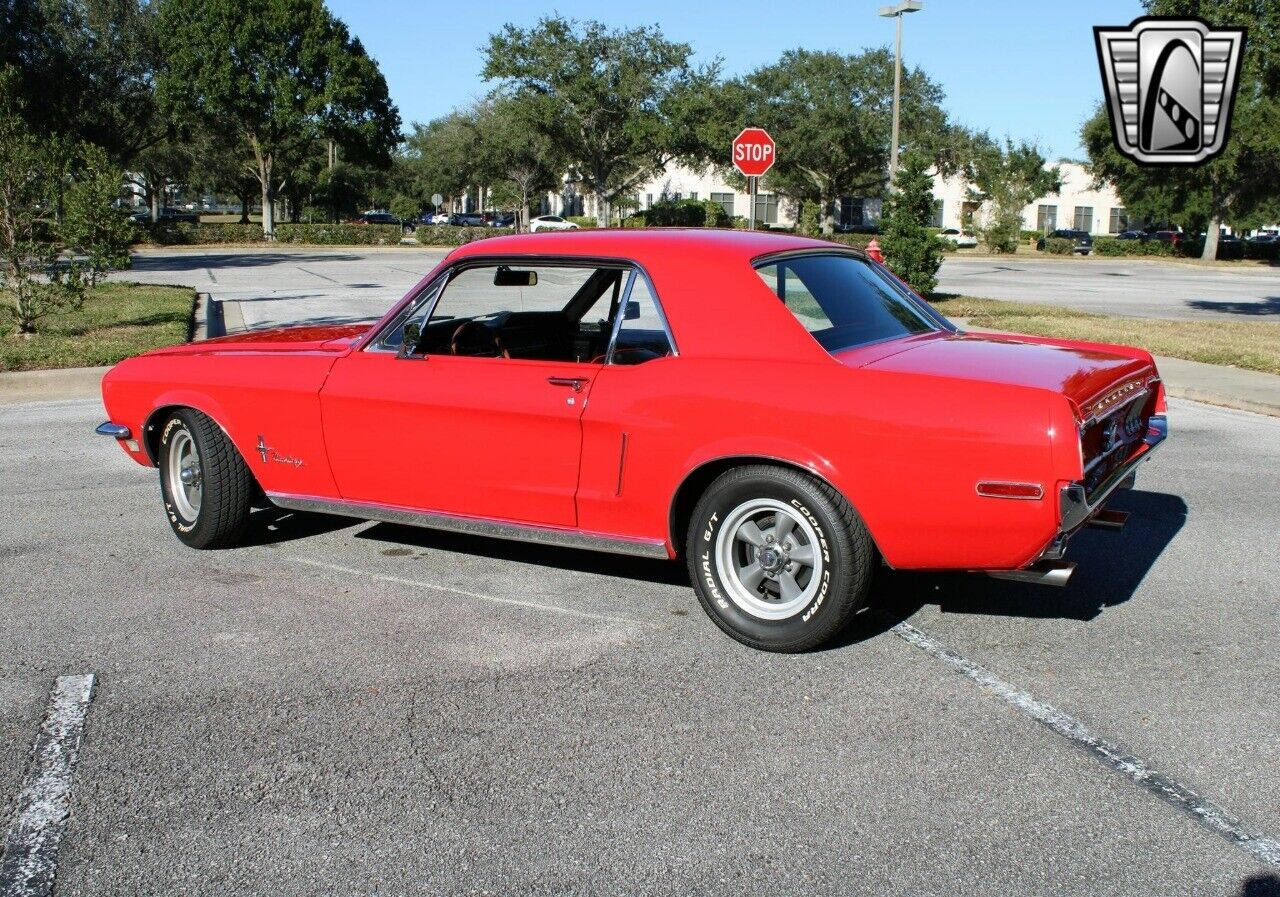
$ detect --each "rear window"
[755,254,936,353]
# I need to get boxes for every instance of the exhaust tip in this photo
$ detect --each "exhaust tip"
[988,560,1076,587]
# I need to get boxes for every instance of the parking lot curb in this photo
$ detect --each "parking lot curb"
[0,366,110,406]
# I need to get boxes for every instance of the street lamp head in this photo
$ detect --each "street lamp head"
[878,0,923,16]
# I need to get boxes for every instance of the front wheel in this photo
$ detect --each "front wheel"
[686,465,876,652]
[158,409,254,549]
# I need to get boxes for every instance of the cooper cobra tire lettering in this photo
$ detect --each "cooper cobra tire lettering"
[685,464,876,653]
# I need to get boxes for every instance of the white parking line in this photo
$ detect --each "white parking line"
[891,621,1280,868]
[293,558,655,627]
[0,674,96,897]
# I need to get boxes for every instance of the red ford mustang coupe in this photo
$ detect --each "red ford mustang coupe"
[98,230,1167,651]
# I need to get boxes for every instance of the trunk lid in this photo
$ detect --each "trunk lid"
[848,330,1155,411]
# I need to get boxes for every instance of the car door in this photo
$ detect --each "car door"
[318,261,612,528]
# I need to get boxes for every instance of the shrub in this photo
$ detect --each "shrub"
[797,201,821,237]
[388,195,421,224]
[1092,237,1178,257]
[565,216,597,228]
[1245,240,1280,262]
[822,233,875,250]
[1021,229,1043,244]
[877,154,945,294]
[642,198,711,227]
[1042,237,1076,255]
[136,222,265,245]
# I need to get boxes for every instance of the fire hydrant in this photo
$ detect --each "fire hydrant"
[865,238,884,263]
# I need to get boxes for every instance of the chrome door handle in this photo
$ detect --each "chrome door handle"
[547,377,587,392]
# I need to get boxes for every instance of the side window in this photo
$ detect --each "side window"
[610,275,673,365]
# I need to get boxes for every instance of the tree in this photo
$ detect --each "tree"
[965,137,1061,253]
[1083,0,1280,259]
[879,153,945,295]
[403,112,482,215]
[155,0,401,237]
[61,143,134,285]
[713,49,958,233]
[473,98,566,231]
[1,0,165,165]
[0,70,84,335]
[482,16,719,227]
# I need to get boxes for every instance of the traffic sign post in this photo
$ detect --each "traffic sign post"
[732,127,776,232]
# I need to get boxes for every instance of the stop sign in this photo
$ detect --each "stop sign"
[732,127,776,177]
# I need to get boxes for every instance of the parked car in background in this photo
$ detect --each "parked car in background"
[1036,229,1093,254]
[835,223,880,235]
[449,213,486,227]
[1116,230,1150,241]
[529,215,580,233]
[938,228,977,248]
[488,213,516,228]
[1247,233,1278,245]
[352,212,400,225]
[426,212,451,225]
[1151,230,1183,247]
[1213,233,1245,260]
[96,230,1167,653]
[130,207,200,225]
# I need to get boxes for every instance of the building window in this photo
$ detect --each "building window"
[1074,206,1093,232]
[645,193,653,209]
[710,192,735,218]
[930,199,944,228]
[689,191,698,201]
[1037,204,1058,232]
[754,193,779,225]
[840,197,863,227]
[1109,207,1129,233]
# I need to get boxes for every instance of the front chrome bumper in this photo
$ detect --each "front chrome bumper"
[95,421,131,439]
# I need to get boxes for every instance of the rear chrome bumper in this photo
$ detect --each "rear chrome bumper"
[989,414,1167,587]
[1059,413,1167,536]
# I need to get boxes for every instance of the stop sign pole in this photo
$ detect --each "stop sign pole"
[732,127,776,231]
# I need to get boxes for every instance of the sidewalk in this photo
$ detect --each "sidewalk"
[2,348,1278,414]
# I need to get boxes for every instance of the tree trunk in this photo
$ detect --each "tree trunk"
[595,191,608,228]
[257,154,275,239]
[150,183,160,222]
[521,187,530,233]
[238,190,250,224]
[1201,215,1221,261]
[820,196,836,235]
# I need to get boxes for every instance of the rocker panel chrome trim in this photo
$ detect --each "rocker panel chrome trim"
[267,493,671,559]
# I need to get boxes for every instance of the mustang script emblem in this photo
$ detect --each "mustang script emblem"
[256,434,304,469]
[1094,17,1246,166]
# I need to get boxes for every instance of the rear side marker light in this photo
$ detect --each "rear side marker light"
[977,481,1044,500]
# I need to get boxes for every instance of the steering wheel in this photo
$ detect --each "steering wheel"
[450,320,504,357]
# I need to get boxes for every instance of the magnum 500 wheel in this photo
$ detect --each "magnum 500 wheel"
[158,409,254,549]
[686,465,875,652]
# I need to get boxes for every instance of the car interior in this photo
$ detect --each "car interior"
[379,263,672,365]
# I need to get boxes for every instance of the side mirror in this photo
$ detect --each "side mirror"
[398,321,422,359]
[624,300,641,321]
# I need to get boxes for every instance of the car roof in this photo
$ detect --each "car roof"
[447,227,839,265]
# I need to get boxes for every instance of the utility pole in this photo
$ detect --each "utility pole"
[879,1,923,184]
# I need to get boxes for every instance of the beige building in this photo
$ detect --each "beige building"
[550,160,1132,236]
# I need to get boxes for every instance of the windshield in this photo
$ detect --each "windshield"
[755,253,937,353]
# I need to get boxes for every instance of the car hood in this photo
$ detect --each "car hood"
[145,322,373,356]
[853,331,1155,410]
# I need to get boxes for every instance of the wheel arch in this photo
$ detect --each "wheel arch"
[668,455,860,557]
[141,393,236,466]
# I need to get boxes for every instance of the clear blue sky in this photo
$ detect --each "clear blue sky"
[327,0,1146,160]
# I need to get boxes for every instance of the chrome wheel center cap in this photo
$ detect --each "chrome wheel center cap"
[758,547,784,572]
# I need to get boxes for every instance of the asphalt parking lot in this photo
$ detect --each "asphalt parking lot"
[2,396,1278,895]
[118,246,1280,330]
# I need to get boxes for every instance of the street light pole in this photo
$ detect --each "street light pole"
[878,1,923,184]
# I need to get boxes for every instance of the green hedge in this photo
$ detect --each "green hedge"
[565,216,598,228]
[1093,236,1177,257]
[275,224,405,245]
[409,225,515,245]
[1042,237,1077,255]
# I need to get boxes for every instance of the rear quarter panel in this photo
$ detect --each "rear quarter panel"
[579,356,1063,570]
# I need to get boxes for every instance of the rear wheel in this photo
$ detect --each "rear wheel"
[158,409,254,549]
[686,465,875,652]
